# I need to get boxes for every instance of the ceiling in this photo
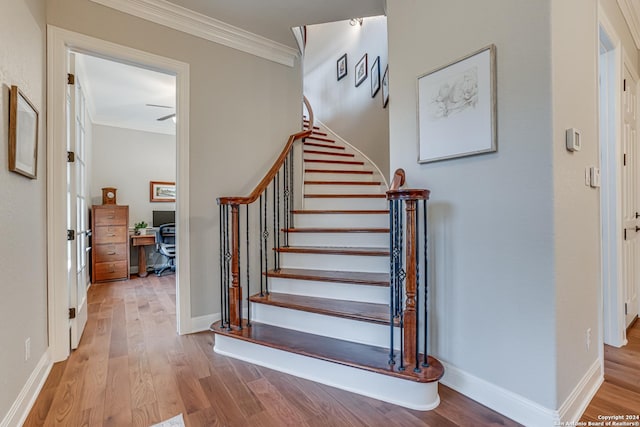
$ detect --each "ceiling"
[166,0,385,48]
[76,1,385,134]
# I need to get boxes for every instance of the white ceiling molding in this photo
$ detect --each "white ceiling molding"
[89,0,299,67]
[617,0,640,49]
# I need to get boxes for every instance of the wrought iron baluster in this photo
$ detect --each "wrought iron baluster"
[399,314,405,371]
[272,179,278,271]
[276,170,281,268]
[283,157,289,247]
[414,201,421,373]
[219,204,225,328]
[223,205,231,330]
[422,198,430,367]
[259,195,264,297]
[246,204,251,327]
[289,149,294,228]
[264,187,270,294]
[388,199,396,366]
[236,206,242,330]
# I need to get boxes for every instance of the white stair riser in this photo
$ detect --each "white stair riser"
[304,197,388,210]
[268,277,388,304]
[288,232,389,247]
[304,184,383,195]
[251,303,398,349]
[304,172,376,182]
[280,252,389,273]
[303,161,364,171]
[294,213,388,228]
[304,152,358,162]
[214,336,440,411]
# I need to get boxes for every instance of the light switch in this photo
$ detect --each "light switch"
[566,128,581,152]
[590,166,600,188]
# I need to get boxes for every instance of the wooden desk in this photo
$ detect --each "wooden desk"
[131,234,156,277]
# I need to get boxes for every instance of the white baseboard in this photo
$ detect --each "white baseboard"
[441,361,558,426]
[558,359,603,423]
[441,359,604,426]
[0,350,53,427]
[190,313,220,333]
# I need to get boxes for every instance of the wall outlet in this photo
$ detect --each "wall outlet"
[25,337,31,361]
[585,328,591,351]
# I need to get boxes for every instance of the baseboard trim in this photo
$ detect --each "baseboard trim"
[0,350,53,427]
[558,359,603,423]
[190,313,220,333]
[441,361,557,426]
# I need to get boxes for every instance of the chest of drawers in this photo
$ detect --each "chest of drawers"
[92,205,129,283]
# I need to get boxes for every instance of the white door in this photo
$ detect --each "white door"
[67,53,89,349]
[622,64,639,328]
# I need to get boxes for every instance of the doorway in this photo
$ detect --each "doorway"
[47,26,192,362]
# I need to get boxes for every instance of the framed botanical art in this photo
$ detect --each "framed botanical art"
[8,85,39,179]
[382,65,390,108]
[355,53,368,87]
[417,45,497,163]
[337,53,347,81]
[370,56,380,97]
[150,181,176,202]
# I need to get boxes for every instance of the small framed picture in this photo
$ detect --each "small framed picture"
[370,56,381,97]
[337,54,347,81]
[355,53,368,87]
[8,86,39,179]
[150,181,176,202]
[382,65,389,108]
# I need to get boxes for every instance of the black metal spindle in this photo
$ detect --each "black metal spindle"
[388,199,396,366]
[276,170,281,267]
[272,179,277,271]
[399,314,405,371]
[219,204,225,328]
[237,206,242,330]
[246,205,251,327]
[283,157,289,247]
[289,149,294,228]
[264,187,270,294]
[422,199,430,367]
[414,202,421,373]
[223,205,231,330]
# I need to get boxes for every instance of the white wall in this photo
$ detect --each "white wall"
[0,0,48,421]
[387,0,557,411]
[304,17,389,179]
[47,0,303,318]
[91,124,176,227]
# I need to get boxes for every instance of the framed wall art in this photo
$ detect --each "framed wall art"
[382,65,389,108]
[355,53,368,87]
[417,45,496,163]
[337,53,347,81]
[8,85,39,179]
[370,56,380,97]
[150,181,176,202]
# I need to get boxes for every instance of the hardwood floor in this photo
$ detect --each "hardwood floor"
[582,320,640,421]
[24,275,520,427]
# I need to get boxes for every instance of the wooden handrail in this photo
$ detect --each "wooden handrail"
[218,96,314,206]
[387,169,429,201]
[389,168,405,191]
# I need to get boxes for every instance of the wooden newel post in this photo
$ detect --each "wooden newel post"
[403,199,417,367]
[229,204,242,327]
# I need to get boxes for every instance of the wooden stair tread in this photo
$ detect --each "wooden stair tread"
[304,180,382,185]
[293,209,389,214]
[249,292,391,325]
[304,159,364,165]
[285,227,389,233]
[303,141,345,150]
[312,131,328,136]
[304,150,355,158]
[306,136,335,143]
[305,169,373,175]
[266,268,389,286]
[212,321,444,383]
[305,194,386,198]
[276,246,389,256]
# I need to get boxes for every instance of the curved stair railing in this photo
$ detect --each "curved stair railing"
[216,97,313,329]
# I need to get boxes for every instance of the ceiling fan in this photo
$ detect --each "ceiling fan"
[146,103,176,122]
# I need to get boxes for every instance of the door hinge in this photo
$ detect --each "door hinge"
[624,228,627,240]
[67,151,75,163]
[624,153,627,166]
[624,78,627,91]
[69,307,76,319]
[625,303,628,316]
[67,73,75,85]
[67,229,75,241]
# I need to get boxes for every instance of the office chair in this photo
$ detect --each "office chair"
[155,223,176,276]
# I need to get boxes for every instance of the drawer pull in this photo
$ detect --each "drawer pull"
[107,215,115,219]
[107,251,116,255]
[107,234,116,237]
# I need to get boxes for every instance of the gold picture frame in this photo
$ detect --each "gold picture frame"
[150,181,176,202]
[9,85,39,179]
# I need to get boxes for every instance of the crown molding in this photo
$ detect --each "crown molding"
[618,0,640,49]
[89,0,299,67]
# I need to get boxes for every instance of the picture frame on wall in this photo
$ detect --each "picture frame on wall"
[417,45,497,163]
[355,53,368,87]
[150,181,176,202]
[337,53,348,81]
[382,65,390,108]
[8,85,39,179]
[370,56,381,97]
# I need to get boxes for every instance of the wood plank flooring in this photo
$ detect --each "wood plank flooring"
[582,320,640,421]
[24,275,520,427]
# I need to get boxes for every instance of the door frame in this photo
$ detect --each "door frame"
[47,25,192,362]
[598,7,630,349]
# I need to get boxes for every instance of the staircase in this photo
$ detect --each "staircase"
[213,106,443,410]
